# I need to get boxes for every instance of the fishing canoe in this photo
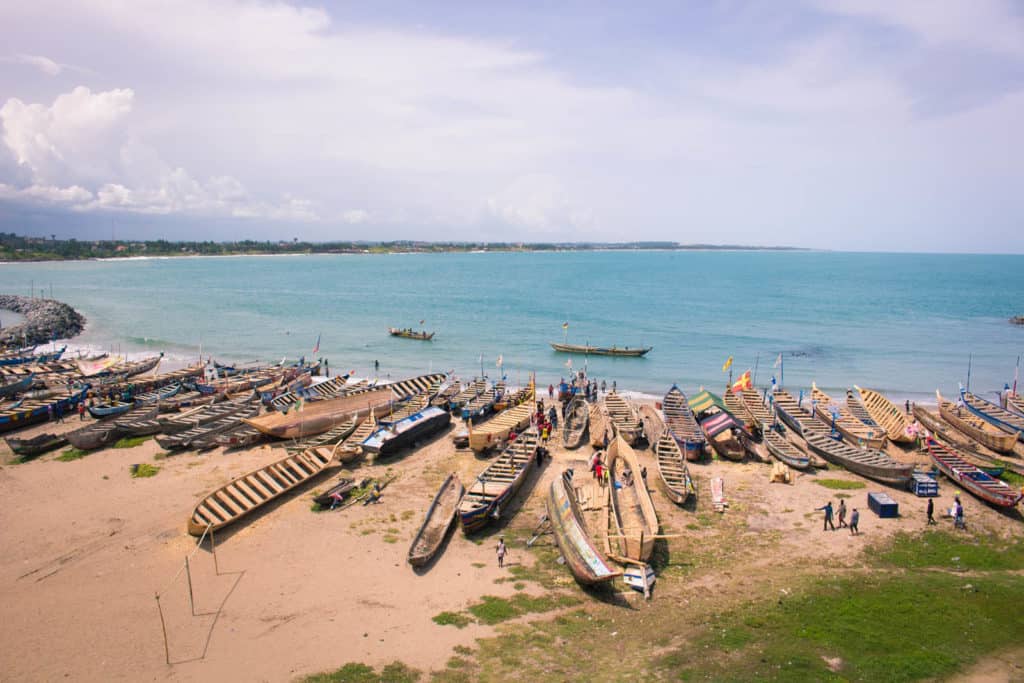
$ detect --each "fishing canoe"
[157,406,260,451]
[1006,393,1024,417]
[606,435,659,562]
[561,396,589,450]
[270,374,350,411]
[67,407,157,450]
[770,390,813,437]
[461,384,502,421]
[0,346,66,367]
[763,429,811,470]
[549,342,651,357]
[738,388,774,430]
[588,401,612,448]
[937,391,1018,453]
[0,373,34,399]
[458,429,539,534]
[408,473,464,567]
[244,387,398,439]
[723,389,756,429]
[448,378,487,412]
[186,445,336,536]
[389,328,435,341]
[211,424,268,449]
[639,404,695,505]
[925,438,1023,508]
[546,470,622,585]
[361,407,452,456]
[854,386,915,444]
[469,402,533,453]
[662,385,705,460]
[604,392,642,445]
[699,412,746,461]
[87,401,134,419]
[960,389,1024,442]
[803,424,914,486]
[4,432,67,459]
[336,416,378,463]
[0,386,89,434]
[810,384,887,449]
[913,406,1024,477]
[285,417,361,453]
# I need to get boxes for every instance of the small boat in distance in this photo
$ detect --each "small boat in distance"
[389,327,435,341]
[549,342,651,357]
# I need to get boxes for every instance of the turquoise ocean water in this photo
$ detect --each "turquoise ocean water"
[1,251,1022,402]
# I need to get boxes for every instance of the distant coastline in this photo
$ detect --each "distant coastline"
[0,232,807,262]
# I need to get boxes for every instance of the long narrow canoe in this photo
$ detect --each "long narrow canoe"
[662,385,705,460]
[0,386,89,434]
[561,396,589,449]
[4,432,67,460]
[549,342,651,357]
[461,384,501,421]
[763,429,811,470]
[469,402,533,453]
[285,417,361,454]
[187,446,336,536]
[937,391,1018,453]
[700,412,746,461]
[546,470,622,585]
[738,388,774,431]
[0,346,66,367]
[770,390,813,437]
[803,423,914,486]
[389,328,434,341]
[271,375,350,411]
[87,401,134,419]
[604,392,642,445]
[810,384,887,449]
[449,379,487,411]
[361,407,452,456]
[854,386,914,443]
[67,405,157,450]
[925,438,1023,508]
[638,404,693,504]
[408,473,464,567]
[723,389,755,428]
[0,373,34,399]
[960,390,1024,442]
[157,407,260,450]
[160,397,255,433]
[606,435,659,562]
[1006,393,1024,417]
[913,405,1024,477]
[459,429,539,534]
[244,387,397,439]
[589,402,612,448]
[212,423,268,450]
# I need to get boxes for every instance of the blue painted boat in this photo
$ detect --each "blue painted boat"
[0,346,66,367]
[458,429,539,534]
[961,389,1024,443]
[361,406,451,456]
[661,385,705,460]
[0,385,89,433]
[460,384,500,421]
[0,373,34,399]
[88,401,134,419]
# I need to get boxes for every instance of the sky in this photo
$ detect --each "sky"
[0,1,1022,252]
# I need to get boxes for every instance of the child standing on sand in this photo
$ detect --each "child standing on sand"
[496,538,507,568]
[850,509,860,535]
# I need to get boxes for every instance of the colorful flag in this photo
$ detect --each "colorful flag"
[773,353,783,368]
[496,354,503,368]
[312,333,320,354]
[731,370,752,393]
[722,356,733,372]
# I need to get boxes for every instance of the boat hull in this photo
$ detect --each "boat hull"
[546,471,622,585]
[549,342,651,357]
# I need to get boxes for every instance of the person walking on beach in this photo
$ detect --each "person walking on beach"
[816,501,836,531]
[837,500,848,528]
[548,384,554,399]
[47,404,54,422]
[600,380,607,395]
[905,399,911,415]
[850,509,860,535]
[548,405,558,430]
[927,498,936,525]
[954,499,965,530]
[77,402,85,421]
[496,537,507,568]
[612,380,617,393]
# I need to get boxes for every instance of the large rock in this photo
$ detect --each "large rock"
[1012,315,1024,326]
[0,295,86,346]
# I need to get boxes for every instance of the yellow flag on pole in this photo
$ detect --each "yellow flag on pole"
[722,356,733,372]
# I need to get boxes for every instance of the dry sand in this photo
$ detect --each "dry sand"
[1,398,1022,681]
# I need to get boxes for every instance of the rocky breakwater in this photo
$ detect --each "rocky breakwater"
[0,295,85,346]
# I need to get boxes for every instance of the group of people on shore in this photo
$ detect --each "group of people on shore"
[816,500,860,535]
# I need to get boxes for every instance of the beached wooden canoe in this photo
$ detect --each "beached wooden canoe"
[854,386,914,444]
[271,375,350,412]
[389,327,435,341]
[0,386,89,434]
[362,406,452,456]
[469,402,533,453]
[4,432,67,459]
[87,401,134,419]
[447,378,487,411]
[408,473,464,567]
[561,396,589,449]
[606,435,659,562]
[960,390,1024,442]
[549,342,651,357]
[458,429,539,534]
[770,390,813,437]
[211,423,268,450]
[803,423,914,486]
[187,446,336,536]
[244,387,397,439]
[157,406,260,451]
[604,392,642,445]
[67,405,157,450]
[738,388,774,431]
[588,401,612,448]
[810,384,887,449]
[925,438,1023,508]
[638,404,695,505]
[662,385,705,460]
[546,470,622,585]
[763,429,811,470]
[912,406,1024,477]
[699,411,746,461]
[337,395,431,461]
[1006,393,1024,417]
[285,417,361,453]
[461,383,502,421]
[937,391,1018,453]
[0,373,34,399]
[723,389,756,428]
[0,346,66,367]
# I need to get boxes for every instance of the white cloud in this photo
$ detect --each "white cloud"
[341,209,369,224]
[0,182,93,203]
[483,174,592,234]
[0,53,63,76]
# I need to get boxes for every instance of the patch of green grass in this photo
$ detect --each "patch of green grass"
[452,645,473,656]
[467,593,581,626]
[401,510,415,521]
[999,469,1024,487]
[873,531,1024,571]
[113,435,151,449]
[470,562,486,569]
[130,463,160,478]
[815,478,866,490]
[303,661,420,683]
[382,535,399,544]
[432,611,471,629]
[153,452,167,460]
[57,448,90,461]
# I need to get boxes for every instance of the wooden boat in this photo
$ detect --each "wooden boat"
[913,406,1024,477]
[158,389,218,413]
[336,416,378,463]
[0,359,80,381]
[763,429,811,470]
[925,438,1023,508]
[458,429,539,534]
[448,378,487,411]
[313,476,371,508]
[606,435,659,562]
[87,401,134,419]
[549,342,651,357]
[244,387,397,440]
[604,392,642,445]
[0,345,66,367]
[461,383,502,421]
[639,405,694,505]
[588,401,612,448]
[699,412,746,461]
[361,407,451,456]
[960,390,1024,442]
[211,424,268,449]
[0,373,34,399]
[0,386,89,434]
[388,327,434,341]
[1006,393,1024,417]
[157,406,259,451]
[66,406,158,450]
[545,470,622,585]
[803,424,914,486]
[285,417,360,453]
[4,432,67,459]
[270,374,350,411]
[662,385,705,460]
[186,445,336,536]
[723,389,755,428]
[770,390,813,437]
[737,388,774,430]
[430,381,461,408]
[561,396,589,450]
[159,396,253,433]
[810,384,887,449]
[469,402,533,453]
[408,473,465,567]
[853,386,914,444]
[937,391,1018,453]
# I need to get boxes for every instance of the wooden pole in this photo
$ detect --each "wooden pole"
[210,525,219,576]
[185,556,196,616]
[155,594,171,666]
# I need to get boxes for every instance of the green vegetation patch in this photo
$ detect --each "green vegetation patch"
[113,435,152,449]
[56,448,91,462]
[873,531,1024,571]
[999,469,1024,487]
[467,593,580,626]
[432,611,471,629]
[303,661,420,683]
[130,463,160,478]
[814,478,867,490]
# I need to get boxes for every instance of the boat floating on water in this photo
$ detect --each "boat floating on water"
[549,342,651,357]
